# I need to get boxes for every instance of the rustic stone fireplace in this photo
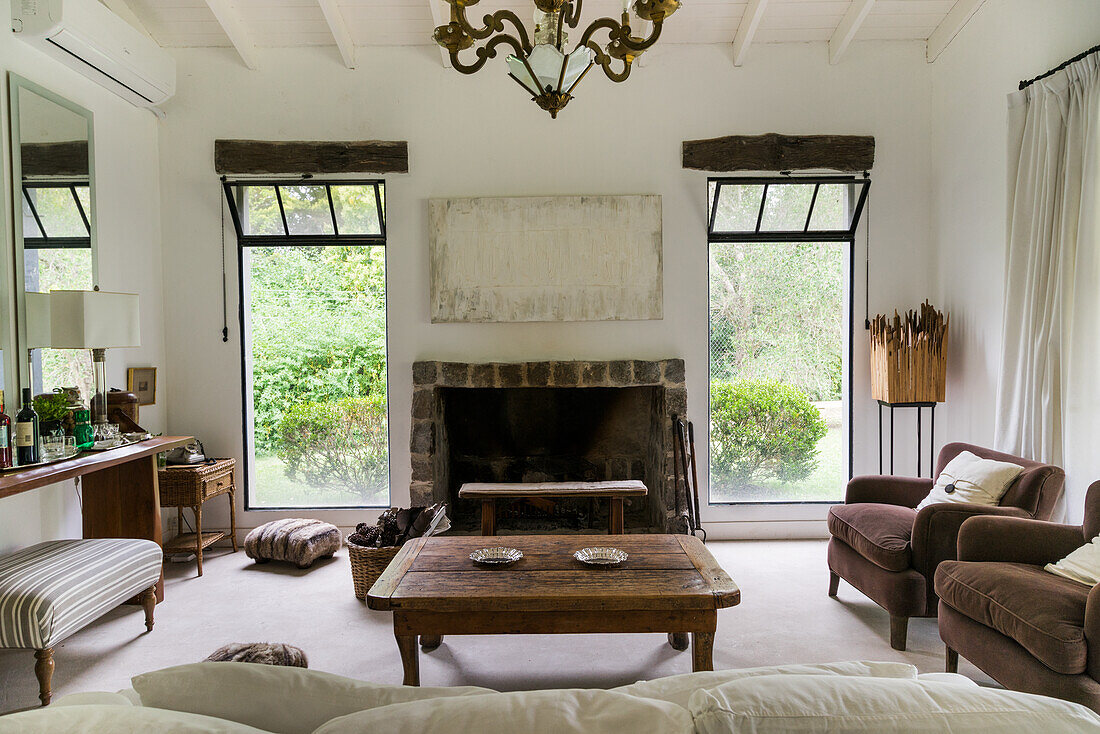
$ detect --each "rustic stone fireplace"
[409,359,686,533]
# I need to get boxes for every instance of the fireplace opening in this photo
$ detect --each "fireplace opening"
[437,386,666,532]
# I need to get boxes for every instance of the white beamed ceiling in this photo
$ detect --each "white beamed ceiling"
[123,0,966,50]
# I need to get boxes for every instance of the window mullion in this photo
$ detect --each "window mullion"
[23,188,48,242]
[326,185,339,237]
[71,186,91,233]
[804,183,820,232]
[754,184,769,233]
[274,186,290,236]
[374,183,386,239]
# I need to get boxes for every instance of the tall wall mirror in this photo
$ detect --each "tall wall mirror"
[9,74,97,405]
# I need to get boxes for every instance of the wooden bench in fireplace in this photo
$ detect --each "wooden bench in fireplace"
[458,480,648,535]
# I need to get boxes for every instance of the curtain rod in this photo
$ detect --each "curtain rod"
[1019,42,1100,90]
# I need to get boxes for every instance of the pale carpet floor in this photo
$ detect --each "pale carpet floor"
[0,539,998,712]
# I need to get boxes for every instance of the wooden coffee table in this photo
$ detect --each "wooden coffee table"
[366,534,739,685]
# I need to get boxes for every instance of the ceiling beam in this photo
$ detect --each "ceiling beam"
[732,0,768,67]
[829,0,875,65]
[101,0,154,39]
[204,0,259,70]
[427,0,453,69]
[318,0,356,68]
[926,0,986,63]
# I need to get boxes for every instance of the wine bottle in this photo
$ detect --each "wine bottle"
[15,387,40,466]
[0,390,11,469]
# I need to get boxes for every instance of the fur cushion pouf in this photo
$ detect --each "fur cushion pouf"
[244,518,341,569]
[205,642,308,668]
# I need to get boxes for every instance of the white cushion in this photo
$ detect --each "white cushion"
[131,662,494,734]
[0,704,272,734]
[1046,533,1100,586]
[916,672,979,686]
[916,451,1025,510]
[53,691,134,707]
[689,674,1100,733]
[313,689,694,734]
[613,661,918,708]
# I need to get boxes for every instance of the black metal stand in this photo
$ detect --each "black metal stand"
[877,400,937,477]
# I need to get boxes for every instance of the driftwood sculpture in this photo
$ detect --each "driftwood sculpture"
[870,301,949,404]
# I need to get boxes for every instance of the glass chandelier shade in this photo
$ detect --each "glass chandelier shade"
[506,45,594,105]
[433,0,680,118]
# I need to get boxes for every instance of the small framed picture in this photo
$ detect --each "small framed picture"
[127,367,157,406]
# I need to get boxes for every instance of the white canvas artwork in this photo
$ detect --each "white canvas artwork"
[429,195,663,323]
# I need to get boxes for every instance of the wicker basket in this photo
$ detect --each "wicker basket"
[348,540,402,599]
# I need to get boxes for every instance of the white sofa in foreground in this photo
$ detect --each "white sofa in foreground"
[2,660,1099,733]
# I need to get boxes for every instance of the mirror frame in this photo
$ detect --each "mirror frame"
[8,73,97,395]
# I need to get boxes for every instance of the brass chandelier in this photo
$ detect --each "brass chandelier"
[432,0,680,118]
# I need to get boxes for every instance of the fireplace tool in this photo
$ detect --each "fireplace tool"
[673,416,706,542]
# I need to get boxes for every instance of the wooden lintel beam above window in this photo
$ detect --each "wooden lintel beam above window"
[214,140,409,175]
[682,133,874,173]
[21,141,90,178]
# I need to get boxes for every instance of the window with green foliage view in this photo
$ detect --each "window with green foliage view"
[226,181,388,509]
[707,177,868,503]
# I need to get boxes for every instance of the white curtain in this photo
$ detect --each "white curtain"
[995,52,1100,524]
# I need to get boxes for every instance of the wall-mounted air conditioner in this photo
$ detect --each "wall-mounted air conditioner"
[12,0,176,109]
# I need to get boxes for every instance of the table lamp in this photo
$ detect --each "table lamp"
[46,289,140,424]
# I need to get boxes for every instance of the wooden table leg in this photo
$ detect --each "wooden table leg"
[608,497,624,534]
[420,635,443,651]
[691,631,715,672]
[228,480,239,552]
[668,632,690,651]
[396,633,420,686]
[82,455,164,602]
[195,504,205,576]
[481,499,496,536]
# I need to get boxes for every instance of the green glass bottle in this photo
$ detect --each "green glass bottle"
[73,409,94,450]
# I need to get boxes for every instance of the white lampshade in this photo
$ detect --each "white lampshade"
[47,290,141,349]
[25,292,53,348]
[507,44,594,96]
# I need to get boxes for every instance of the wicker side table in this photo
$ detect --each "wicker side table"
[159,459,238,576]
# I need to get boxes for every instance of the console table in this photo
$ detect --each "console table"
[0,436,194,602]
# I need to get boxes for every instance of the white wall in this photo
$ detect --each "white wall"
[929,0,1100,522]
[159,40,935,537]
[0,31,168,554]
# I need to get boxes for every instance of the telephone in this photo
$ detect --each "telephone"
[166,440,207,465]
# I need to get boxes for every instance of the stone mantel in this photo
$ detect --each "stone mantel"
[409,359,687,531]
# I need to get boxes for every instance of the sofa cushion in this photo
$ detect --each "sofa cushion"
[688,674,1100,733]
[828,503,916,572]
[132,662,494,734]
[917,450,1024,510]
[935,560,1090,674]
[312,689,693,734]
[1046,532,1100,586]
[0,705,273,734]
[612,661,918,708]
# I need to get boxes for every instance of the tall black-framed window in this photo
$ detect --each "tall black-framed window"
[223,179,389,510]
[707,175,870,505]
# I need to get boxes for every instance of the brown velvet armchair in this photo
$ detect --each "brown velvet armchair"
[935,480,1100,713]
[827,442,1065,651]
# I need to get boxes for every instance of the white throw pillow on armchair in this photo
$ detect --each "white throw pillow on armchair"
[1046,533,1100,586]
[916,450,1024,510]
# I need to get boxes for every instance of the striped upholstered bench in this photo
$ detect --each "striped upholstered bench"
[0,538,163,706]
